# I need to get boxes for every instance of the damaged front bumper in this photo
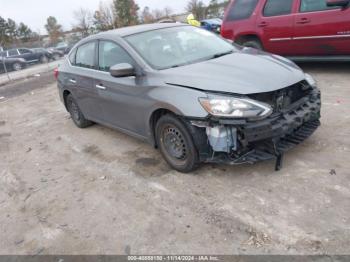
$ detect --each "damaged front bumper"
[186,88,321,170]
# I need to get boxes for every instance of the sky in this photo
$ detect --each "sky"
[1,0,211,33]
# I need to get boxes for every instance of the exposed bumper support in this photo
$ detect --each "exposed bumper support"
[202,119,320,164]
[187,89,321,170]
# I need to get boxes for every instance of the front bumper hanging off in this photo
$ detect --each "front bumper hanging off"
[187,88,321,170]
[222,119,320,169]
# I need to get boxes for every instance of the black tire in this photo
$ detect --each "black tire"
[66,94,93,128]
[40,55,49,64]
[242,40,263,50]
[155,114,199,173]
[12,62,22,71]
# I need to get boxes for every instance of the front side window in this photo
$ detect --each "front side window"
[8,49,19,56]
[75,42,96,69]
[226,0,259,21]
[300,0,339,12]
[125,26,236,70]
[98,41,134,72]
[33,48,45,53]
[264,0,294,16]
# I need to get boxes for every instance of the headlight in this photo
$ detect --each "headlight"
[305,73,316,87]
[199,96,272,119]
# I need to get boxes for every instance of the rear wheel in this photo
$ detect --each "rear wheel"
[66,94,93,128]
[156,114,199,173]
[242,39,263,50]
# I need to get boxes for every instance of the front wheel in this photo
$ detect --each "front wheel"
[156,114,199,173]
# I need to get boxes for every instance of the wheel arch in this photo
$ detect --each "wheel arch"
[235,34,263,48]
[62,89,71,111]
[148,108,179,148]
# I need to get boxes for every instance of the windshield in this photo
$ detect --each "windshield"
[125,26,235,70]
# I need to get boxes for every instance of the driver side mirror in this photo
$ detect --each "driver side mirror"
[110,63,135,77]
[327,0,350,7]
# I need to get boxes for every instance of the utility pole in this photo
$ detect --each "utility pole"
[1,52,11,82]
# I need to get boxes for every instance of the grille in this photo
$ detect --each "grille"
[248,80,312,112]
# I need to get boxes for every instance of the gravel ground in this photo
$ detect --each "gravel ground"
[0,63,349,255]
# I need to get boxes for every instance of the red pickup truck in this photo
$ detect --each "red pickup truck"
[221,0,350,61]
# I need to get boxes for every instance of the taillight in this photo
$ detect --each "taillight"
[54,67,59,80]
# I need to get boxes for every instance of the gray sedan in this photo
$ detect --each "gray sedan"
[57,23,321,173]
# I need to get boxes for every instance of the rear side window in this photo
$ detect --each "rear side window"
[263,0,294,16]
[8,49,18,56]
[300,0,339,12]
[98,41,134,72]
[226,0,259,21]
[75,42,96,69]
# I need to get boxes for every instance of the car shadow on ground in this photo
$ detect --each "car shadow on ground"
[89,121,313,179]
[298,62,350,74]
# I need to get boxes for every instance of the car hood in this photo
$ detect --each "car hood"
[161,48,305,95]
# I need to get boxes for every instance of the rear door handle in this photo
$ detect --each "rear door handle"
[258,21,268,27]
[297,18,311,24]
[69,79,76,84]
[96,84,106,90]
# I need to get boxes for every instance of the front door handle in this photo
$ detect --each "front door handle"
[258,21,268,27]
[297,18,311,24]
[96,84,106,90]
[69,79,76,84]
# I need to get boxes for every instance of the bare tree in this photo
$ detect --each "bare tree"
[186,0,207,20]
[152,9,165,20]
[163,7,173,18]
[94,1,115,32]
[140,6,155,24]
[207,0,220,18]
[73,8,94,37]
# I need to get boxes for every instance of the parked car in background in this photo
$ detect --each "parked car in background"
[55,42,74,54]
[57,24,321,173]
[32,48,64,61]
[0,55,27,72]
[221,0,350,61]
[46,47,65,59]
[2,48,50,64]
[201,18,222,34]
[55,42,69,52]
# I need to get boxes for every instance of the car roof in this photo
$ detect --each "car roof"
[96,23,189,38]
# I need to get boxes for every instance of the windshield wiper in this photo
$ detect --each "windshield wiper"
[163,51,234,69]
[211,50,234,59]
